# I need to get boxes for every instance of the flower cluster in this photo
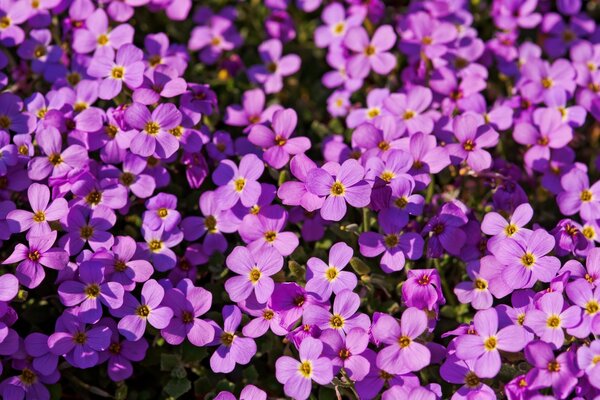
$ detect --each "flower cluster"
[1,0,600,399]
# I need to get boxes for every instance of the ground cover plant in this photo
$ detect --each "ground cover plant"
[1,0,600,399]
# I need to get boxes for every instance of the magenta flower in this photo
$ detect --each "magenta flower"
[58,258,124,324]
[306,159,371,221]
[209,305,257,373]
[401,269,444,310]
[87,44,144,100]
[225,245,283,303]
[6,183,67,237]
[275,337,333,400]
[557,168,600,222]
[2,230,68,289]
[213,153,264,209]
[248,108,310,169]
[305,242,357,300]
[114,279,173,341]
[481,203,533,253]
[277,154,325,212]
[124,102,182,159]
[372,307,430,375]
[72,9,133,57]
[321,327,370,381]
[343,25,396,79]
[447,113,499,172]
[493,229,561,289]
[524,292,581,348]
[524,341,578,399]
[104,235,153,292]
[248,39,301,94]
[455,308,527,378]
[238,205,299,256]
[303,289,370,335]
[48,312,111,369]
[161,279,214,347]
[214,385,267,400]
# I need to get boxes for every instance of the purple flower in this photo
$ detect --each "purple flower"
[422,202,468,258]
[104,235,153,292]
[125,102,182,159]
[48,312,111,369]
[275,337,333,400]
[225,245,283,303]
[132,65,187,105]
[455,308,527,378]
[72,9,133,57]
[306,159,371,221]
[481,203,533,254]
[248,39,301,94]
[58,258,124,324]
[209,305,257,373]
[371,308,430,374]
[140,225,183,272]
[343,25,396,79]
[383,86,434,135]
[161,279,214,347]
[213,153,264,209]
[2,230,68,289]
[6,183,67,237]
[493,228,559,289]
[87,44,144,100]
[249,108,310,169]
[524,292,581,348]
[305,242,357,300]
[98,318,148,382]
[113,279,173,341]
[557,168,600,222]
[238,204,299,256]
[577,340,600,390]
[188,15,241,65]
[524,341,578,399]
[440,355,496,400]
[60,205,116,256]
[314,3,364,48]
[447,113,499,172]
[224,88,282,132]
[303,289,370,335]
[321,327,370,381]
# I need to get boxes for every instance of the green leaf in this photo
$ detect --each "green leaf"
[164,378,191,399]
[349,257,371,275]
[161,353,182,371]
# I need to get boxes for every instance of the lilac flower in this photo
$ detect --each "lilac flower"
[238,205,299,256]
[248,39,301,94]
[97,317,148,382]
[440,355,496,400]
[0,131,17,175]
[447,113,499,172]
[114,279,173,341]
[455,256,511,310]
[209,305,257,373]
[306,159,371,221]
[0,1,29,47]
[358,213,424,273]
[224,88,282,132]
[455,308,527,377]
[6,183,67,237]
[303,289,370,335]
[87,44,144,100]
[481,203,533,253]
[72,9,133,56]
[557,168,600,222]
[104,236,153,291]
[321,328,369,381]
[314,3,364,48]
[525,292,581,348]
[124,102,182,159]
[524,341,578,399]
[371,308,430,374]
[161,279,214,347]
[132,65,187,105]
[213,153,264,209]
[214,386,267,400]
[343,25,396,79]
[248,109,310,169]
[520,59,576,104]
[275,337,333,400]
[493,229,561,289]
[188,15,241,65]
[60,205,116,255]
[2,231,68,289]
[577,340,600,389]
[383,86,434,135]
[225,245,283,303]
[140,225,183,272]
[58,258,124,323]
[277,154,325,212]
[565,279,600,338]
[48,312,111,369]
[305,242,357,300]
[402,269,445,310]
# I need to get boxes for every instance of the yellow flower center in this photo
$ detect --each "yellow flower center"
[28,250,41,262]
[484,336,497,351]
[120,172,135,186]
[581,190,593,202]
[149,240,163,252]
[546,315,561,328]
[384,234,399,248]
[367,107,380,119]
[144,121,160,136]
[398,336,411,348]
[169,126,183,138]
[136,305,150,317]
[86,190,102,206]
[249,267,262,284]
[325,266,338,281]
[234,178,246,192]
[463,139,475,151]
[364,45,376,56]
[204,215,217,233]
[521,253,535,268]
[85,284,101,298]
[111,66,125,79]
[403,110,415,120]
[33,211,46,222]
[49,153,63,166]
[264,230,277,243]
[474,278,488,290]
[583,226,596,239]
[586,300,599,315]
[541,77,553,88]
[333,22,345,35]
[157,208,168,218]
[330,181,345,196]
[464,372,479,388]
[263,310,274,320]
[329,314,345,329]
[547,361,560,372]
[97,34,109,46]
[0,16,11,29]
[505,223,518,236]
[221,332,235,346]
[380,171,395,182]
[73,332,87,344]
[33,45,46,58]
[298,361,312,378]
